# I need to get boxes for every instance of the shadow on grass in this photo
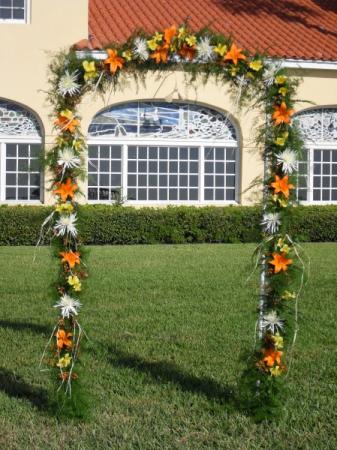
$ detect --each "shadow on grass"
[0,367,48,410]
[0,320,50,335]
[106,345,237,407]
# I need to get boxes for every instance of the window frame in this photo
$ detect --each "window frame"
[301,142,337,205]
[87,137,240,205]
[0,0,30,24]
[0,135,42,204]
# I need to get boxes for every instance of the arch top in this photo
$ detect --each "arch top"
[294,107,337,143]
[88,101,238,142]
[0,99,42,138]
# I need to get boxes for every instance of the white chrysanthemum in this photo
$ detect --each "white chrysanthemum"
[261,212,281,234]
[133,37,149,61]
[54,294,81,318]
[262,311,284,334]
[58,148,81,170]
[54,213,77,238]
[276,149,298,174]
[196,37,214,62]
[58,70,81,97]
[263,62,282,86]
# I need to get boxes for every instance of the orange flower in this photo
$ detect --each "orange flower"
[164,25,177,44]
[270,174,294,198]
[272,102,294,125]
[224,43,246,65]
[269,252,293,273]
[56,329,72,349]
[104,49,125,73]
[262,348,283,367]
[54,112,79,133]
[60,250,81,269]
[150,43,169,63]
[179,44,196,60]
[53,177,78,201]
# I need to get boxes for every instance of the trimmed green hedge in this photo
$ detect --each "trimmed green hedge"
[1,204,337,245]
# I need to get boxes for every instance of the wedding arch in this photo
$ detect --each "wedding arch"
[42,25,305,419]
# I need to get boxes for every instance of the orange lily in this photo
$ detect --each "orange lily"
[53,177,78,201]
[270,174,294,198]
[150,43,169,63]
[262,348,283,367]
[224,43,246,66]
[272,102,294,125]
[179,44,196,60]
[56,329,72,349]
[54,113,79,133]
[104,49,125,74]
[269,252,293,273]
[164,25,177,44]
[60,250,81,269]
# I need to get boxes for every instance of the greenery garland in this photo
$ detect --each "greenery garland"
[42,24,305,419]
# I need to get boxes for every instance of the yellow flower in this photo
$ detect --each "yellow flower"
[278,198,289,208]
[230,67,237,76]
[55,203,74,213]
[275,131,289,146]
[57,353,72,369]
[277,238,290,253]
[122,49,133,61]
[185,35,197,46]
[213,43,228,56]
[82,60,98,81]
[55,136,66,147]
[73,139,84,151]
[272,333,284,349]
[60,109,74,120]
[275,75,287,85]
[279,87,288,96]
[178,27,186,39]
[249,60,263,71]
[68,275,81,292]
[281,290,296,300]
[270,365,283,376]
[147,32,163,50]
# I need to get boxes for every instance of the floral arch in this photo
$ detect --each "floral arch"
[42,25,305,419]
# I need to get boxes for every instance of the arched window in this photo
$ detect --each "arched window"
[87,102,239,203]
[0,100,42,202]
[295,108,337,203]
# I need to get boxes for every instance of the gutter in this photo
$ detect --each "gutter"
[75,51,337,71]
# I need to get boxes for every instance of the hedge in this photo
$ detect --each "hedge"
[1,204,337,245]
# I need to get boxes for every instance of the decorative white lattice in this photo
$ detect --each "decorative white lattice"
[295,108,337,142]
[89,102,237,141]
[0,101,41,137]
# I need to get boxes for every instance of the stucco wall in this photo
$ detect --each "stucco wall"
[1,2,337,205]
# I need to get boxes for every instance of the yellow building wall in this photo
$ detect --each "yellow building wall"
[1,2,337,205]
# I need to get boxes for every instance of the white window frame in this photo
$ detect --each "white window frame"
[0,135,42,204]
[0,0,30,24]
[87,137,240,205]
[300,143,337,205]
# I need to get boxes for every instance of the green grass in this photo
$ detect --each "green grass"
[0,243,336,449]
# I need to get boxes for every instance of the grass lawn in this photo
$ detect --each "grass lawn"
[0,243,336,449]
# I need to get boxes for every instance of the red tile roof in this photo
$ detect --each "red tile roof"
[77,0,337,61]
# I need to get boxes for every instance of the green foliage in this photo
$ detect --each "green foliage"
[2,204,337,246]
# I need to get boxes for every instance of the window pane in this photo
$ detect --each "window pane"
[204,147,236,202]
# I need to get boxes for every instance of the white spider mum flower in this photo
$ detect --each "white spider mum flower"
[262,311,284,334]
[133,37,149,61]
[54,213,78,238]
[58,148,81,170]
[276,149,298,174]
[58,70,81,97]
[263,62,282,86]
[261,212,281,234]
[196,37,214,62]
[54,294,81,319]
